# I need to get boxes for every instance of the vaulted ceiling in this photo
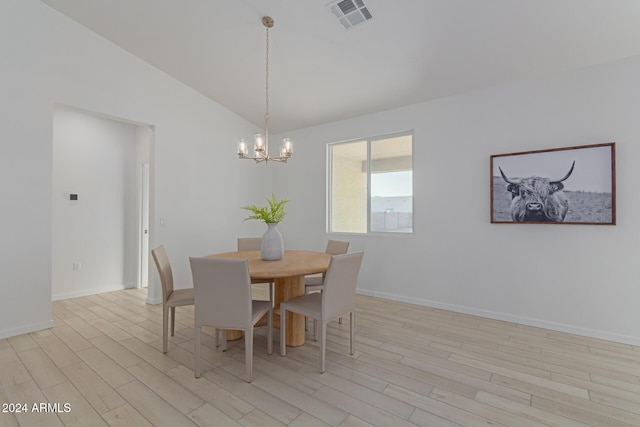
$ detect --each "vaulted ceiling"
[40,0,640,133]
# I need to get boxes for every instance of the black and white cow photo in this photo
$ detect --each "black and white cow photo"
[491,143,615,224]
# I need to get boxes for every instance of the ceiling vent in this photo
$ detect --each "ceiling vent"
[327,0,373,30]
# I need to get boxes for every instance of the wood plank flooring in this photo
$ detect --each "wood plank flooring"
[1,287,639,426]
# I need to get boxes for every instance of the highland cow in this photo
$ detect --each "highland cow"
[499,161,575,222]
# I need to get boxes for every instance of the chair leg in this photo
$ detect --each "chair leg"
[304,289,315,334]
[170,306,176,336]
[313,318,319,341]
[269,282,274,307]
[319,321,327,373]
[245,328,253,383]
[350,311,355,355]
[280,306,287,356]
[221,330,228,352]
[162,305,169,354]
[194,326,201,378]
[267,307,273,355]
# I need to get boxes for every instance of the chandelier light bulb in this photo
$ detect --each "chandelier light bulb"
[254,134,265,153]
[237,139,248,157]
[281,137,293,157]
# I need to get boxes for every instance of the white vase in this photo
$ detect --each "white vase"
[261,222,284,260]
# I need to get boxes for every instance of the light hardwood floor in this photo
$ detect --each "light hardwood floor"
[1,287,639,426]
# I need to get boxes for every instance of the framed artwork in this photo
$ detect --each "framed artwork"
[491,142,616,224]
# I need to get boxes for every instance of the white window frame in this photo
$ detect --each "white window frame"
[327,130,413,235]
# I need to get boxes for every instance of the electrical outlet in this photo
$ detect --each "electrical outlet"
[73,262,82,271]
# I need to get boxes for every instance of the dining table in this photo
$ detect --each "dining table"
[206,249,331,346]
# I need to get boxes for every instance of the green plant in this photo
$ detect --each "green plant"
[242,194,290,223]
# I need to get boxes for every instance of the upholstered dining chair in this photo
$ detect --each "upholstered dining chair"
[280,251,363,373]
[237,237,263,251]
[237,237,274,303]
[151,245,195,354]
[190,257,273,383]
[305,240,350,327]
[305,240,350,293]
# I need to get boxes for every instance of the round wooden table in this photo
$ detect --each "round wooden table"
[207,250,331,346]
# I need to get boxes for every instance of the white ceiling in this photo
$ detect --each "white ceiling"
[40,0,640,134]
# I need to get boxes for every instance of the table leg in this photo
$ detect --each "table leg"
[274,275,306,346]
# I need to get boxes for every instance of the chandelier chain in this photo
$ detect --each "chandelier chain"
[265,24,270,124]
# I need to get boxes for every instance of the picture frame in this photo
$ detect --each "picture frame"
[491,142,616,224]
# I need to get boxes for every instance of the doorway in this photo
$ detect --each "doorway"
[52,105,152,300]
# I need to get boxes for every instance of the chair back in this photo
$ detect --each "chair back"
[151,245,173,303]
[322,252,364,319]
[237,237,262,251]
[190,257,252,329]
[325,239,350,255]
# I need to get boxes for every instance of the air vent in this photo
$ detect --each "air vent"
[327,0,373,30]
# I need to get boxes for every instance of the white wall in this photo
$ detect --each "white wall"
[52,106,141,300]
[4,0,640,346]
[0,0,272,338]
[277,54,640,345]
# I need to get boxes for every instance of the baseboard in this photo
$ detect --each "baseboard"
[52,284,135,301]
[356,288,640,346]
[0,320,55,340]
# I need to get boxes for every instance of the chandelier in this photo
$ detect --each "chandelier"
[237,16,293,163]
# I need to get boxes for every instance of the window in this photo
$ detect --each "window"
[328,132,413,233]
